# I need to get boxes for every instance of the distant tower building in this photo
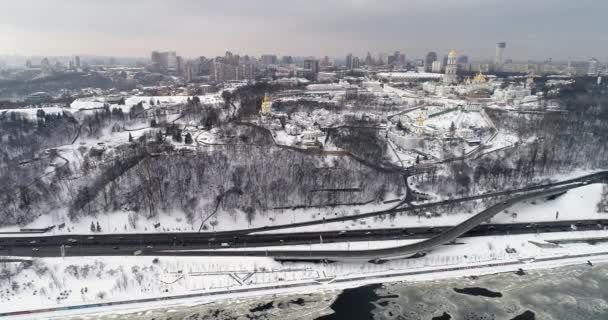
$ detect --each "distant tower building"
[345,53,354,69]
[443,49,458,84]
[151,51,162,65]
[281,55,293,65]
[25,60,32,68]
[365,52,374,66]
[176,56,184,74]
[351,56,360,69]
[74,56,81,68]
[431,60,443,73]
[184,62,195,82]
[424,52,437,72]
[387,54,396,66]
[303,59,319,81]
[225,51,233,62]
[388,51,405,67]
[213,60,238,83]
[588,58,600,75]
[377,52,388,66]
[495,42,506,69]
[151,50,177,71]
[260,93,272,114]
[457,55,468,64]
[166,52,177,69]
[237,63,255,80]
[261,54,278,66]
[321,56,331,67]
[398,52,406,66]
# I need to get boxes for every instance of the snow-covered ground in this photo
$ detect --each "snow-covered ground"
[255,181,607,234]
[2,81,607,318]
[71,94,222,113]
[483,130,518,153]
[3,227,608,318]
[2,170,604,237]
[3,94,223,122]
[0,200,402,236]
[492,183,606,224]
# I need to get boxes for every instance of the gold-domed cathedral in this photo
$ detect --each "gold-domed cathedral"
[260,93,272,114]
[443,49,458,84]
[472,71,487,84]
[466,71,492,98]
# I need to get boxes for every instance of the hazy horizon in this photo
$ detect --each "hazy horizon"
[1,0,607,61]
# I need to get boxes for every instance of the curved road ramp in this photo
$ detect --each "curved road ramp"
[161,176,606,262]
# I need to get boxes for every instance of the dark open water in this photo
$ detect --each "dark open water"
[320,263,608,320]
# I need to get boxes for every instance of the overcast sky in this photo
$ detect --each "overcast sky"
[1,0,606,61]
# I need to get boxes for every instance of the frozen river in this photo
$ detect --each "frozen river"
[76,262,608,320]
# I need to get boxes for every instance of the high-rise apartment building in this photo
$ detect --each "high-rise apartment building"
[303,59,319,81]
[425,52,437,72]
[495,42,506,68]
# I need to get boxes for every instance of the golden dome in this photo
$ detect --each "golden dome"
[473,71,487,83]
[448,49,457,58]
[415,112,426,126]
[260,93,272,114]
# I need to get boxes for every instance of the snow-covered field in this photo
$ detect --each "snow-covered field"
[1,180,607,317]
[0,200,402,236]
[3,227,608,318]
[2,170,604,238]
[2,82,608,319]
[254,181,606,234]
[71,94,222,112]
[2,94,223,122]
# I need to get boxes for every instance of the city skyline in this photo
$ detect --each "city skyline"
[1,0,607,61]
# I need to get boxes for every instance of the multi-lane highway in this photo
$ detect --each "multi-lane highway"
[3,218,607,258]
[1,172,606,261]
[216,170,608,235]
[148,182,592,261]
